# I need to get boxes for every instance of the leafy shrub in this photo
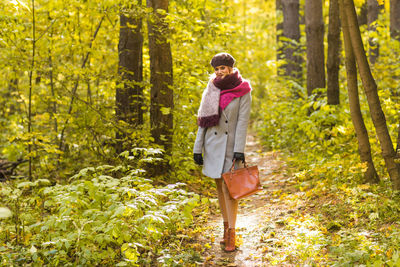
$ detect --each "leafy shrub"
[0,150,201,266]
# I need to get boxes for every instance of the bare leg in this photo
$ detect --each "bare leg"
[222,180,238,228]
[215,178,228,222]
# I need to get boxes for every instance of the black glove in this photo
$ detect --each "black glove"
[233,152,245,163]
[194,153,203,165]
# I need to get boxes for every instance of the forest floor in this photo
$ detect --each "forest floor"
[194,130,328,266]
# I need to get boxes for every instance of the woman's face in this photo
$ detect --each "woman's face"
[214,65,232,78]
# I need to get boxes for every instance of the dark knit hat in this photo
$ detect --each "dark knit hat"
[210,53,235,68]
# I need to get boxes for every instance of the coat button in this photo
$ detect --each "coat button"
[225,132,228,135]
[215,132,217,135]
[225,120,228,123]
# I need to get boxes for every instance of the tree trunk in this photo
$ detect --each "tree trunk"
[358,1,367,26]
[116,3,144,153]
[339,0,379,183]
[305,0,325,96]
[343,0,400,189]
[391,0,400,40]
[367,0,383,64]
[147,0,174,172]
[327,0,341,105]
[47,11,57,135]
[276,0,284,75]
[282,0,302,81]
[28,0,36,180]
[396,124,400,158]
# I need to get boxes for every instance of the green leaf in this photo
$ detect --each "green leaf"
[35,179,51,187]
[0,207,12,219]
[29,245,37,254]
[160,107,171,115]
[17,181,34,189]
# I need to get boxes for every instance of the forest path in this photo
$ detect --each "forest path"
[197,129,306,266]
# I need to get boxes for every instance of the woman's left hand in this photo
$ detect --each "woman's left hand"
[233,152,245,163]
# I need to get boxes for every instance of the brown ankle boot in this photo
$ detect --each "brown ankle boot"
[224,228,236,252]
[220,222,229,244]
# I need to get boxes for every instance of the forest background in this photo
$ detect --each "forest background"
[1,0,400,265]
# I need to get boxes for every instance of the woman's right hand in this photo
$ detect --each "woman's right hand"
[194,153,203,165]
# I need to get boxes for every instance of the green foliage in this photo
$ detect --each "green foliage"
[257,5,400,263]
[0,153,201,265]
[0,0,276,183]
[257,81,400,264]
[3,0,400,264]
[1,0,270,264]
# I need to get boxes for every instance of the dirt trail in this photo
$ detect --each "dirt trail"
[198,131,300,266]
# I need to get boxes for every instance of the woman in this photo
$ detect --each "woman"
[193,52,252,252]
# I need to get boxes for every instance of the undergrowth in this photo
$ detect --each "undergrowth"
[258,67,400,265]
[0,148,210,266]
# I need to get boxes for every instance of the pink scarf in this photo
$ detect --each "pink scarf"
[197,70,251,128]
[219,81,251,110]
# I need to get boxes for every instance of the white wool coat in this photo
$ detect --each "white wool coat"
[193,92,251,178]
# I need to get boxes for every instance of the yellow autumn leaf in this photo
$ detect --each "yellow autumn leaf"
[160,107,171,115]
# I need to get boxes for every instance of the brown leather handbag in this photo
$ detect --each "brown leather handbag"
[222,159,262,200]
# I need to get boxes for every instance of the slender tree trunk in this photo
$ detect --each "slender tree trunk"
[48,12,58,136]
[35,72,41,84]
[305,0,325,96]
[367,0,383,63]
[116,3,144,153]
[396,125,400,158]
[28,0,36,180]
[344,0,400,189]
[391,0,400,40]
[339,0,379,183]
[358,1,367,26]
[327,0,341,105]
[391,0,400,149]
[282,0,302,80]
[147,0,174,173]
[276,0,284,75]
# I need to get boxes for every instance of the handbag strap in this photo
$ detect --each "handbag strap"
[230,159,248,172]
